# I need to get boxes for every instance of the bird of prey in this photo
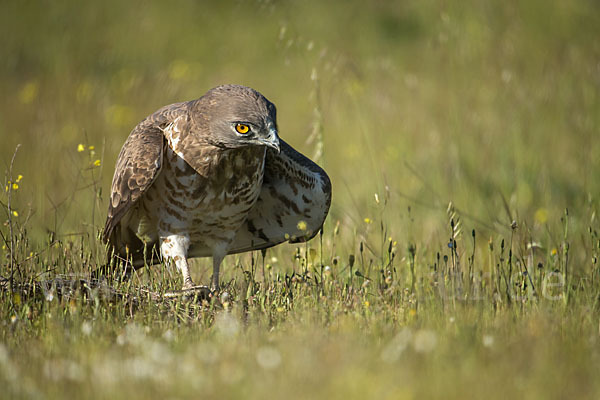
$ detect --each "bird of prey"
[102,85,331,293]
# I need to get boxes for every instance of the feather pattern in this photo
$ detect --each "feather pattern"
[101,85,331,290]
[229,139,331,253]
[103,102,189,244]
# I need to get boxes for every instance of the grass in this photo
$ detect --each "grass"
[1,0,600,398]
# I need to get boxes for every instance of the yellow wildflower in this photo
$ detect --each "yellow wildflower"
[297,220,307,231]
[168,60,191,80]
[16,175,23,182]
[88,145,95,150]
[551,248,558,256]
[364,218,372,224]
[364,301,370,308]
[534,208,548,224]
[93,159,101,167]
[12,183,18,190]
[12,211,18,217]
[19,81,38,104]
[77,144,85,152]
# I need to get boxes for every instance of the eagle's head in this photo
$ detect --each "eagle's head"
[191,84,280,152]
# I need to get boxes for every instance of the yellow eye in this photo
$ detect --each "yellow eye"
[235,123,250,134]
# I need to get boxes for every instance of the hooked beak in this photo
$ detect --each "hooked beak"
[260,125,280,153]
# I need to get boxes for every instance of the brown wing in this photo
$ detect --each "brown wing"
[228,139,332,254]
[102,102,189,244]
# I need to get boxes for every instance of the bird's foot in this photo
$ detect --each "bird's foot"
[182,285,213,302]
[182,278,196,291]
[163,285,213,302]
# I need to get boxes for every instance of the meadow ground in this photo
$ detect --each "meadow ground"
[1,1,599,399]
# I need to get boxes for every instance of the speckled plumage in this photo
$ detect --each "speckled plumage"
[102,85,331,291]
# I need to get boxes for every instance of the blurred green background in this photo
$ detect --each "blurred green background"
[1,0,599,254]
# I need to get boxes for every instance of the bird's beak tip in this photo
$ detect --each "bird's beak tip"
[267,128,280,153]
[269,141,280,153]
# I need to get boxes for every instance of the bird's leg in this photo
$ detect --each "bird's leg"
[160,234,194,290]
[211,243,228,292]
